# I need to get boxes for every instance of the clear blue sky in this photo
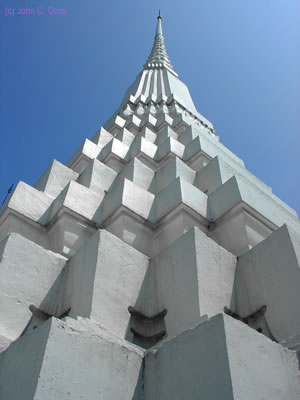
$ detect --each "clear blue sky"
[1,0,299,214]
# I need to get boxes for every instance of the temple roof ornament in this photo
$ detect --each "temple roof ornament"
[107,14,215,134]
[144,13,176,75]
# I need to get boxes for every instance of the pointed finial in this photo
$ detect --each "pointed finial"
[156,12,163,35]
[144,12,177,75]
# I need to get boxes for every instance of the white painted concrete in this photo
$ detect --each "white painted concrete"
[233,224,300,343]
[153,156,195,193]
[0,233,66,349]
[138,127,157,143]
[184,129,245,170]
[46,181,103,223]
[60,229,149,338]
[146,228,236,337]
[145,314,300,400]
[98,138,129,168]
[90,126,113,148]
[152,177,207,221]
[115,127,135,146]
[97,178,155,224]
[0,181,53,223]
[47,212,96,257]
[34,159,79,198]
[116,157,155,192]
[155,126,178,144]
[77,158,117,194]
[0,317,144,400]
[67,138,101,173]
[156,136,185,160]
[128,135,158,161]
[208,175,300,232]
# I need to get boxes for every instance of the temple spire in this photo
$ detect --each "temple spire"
[108,14,214,133]
[144,13,175,74]
[156,10,162,35]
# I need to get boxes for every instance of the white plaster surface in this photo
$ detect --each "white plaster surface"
[47,181,103,223]
[156,113,174,131]
[103,211,155,256]
[144,228,236,337]
[156,136,185,160]
[0,233,66,348]
[115,128,135,146]
[233,224,300,342]
[0,213,49,252]
[47,212,96,257]
[77,158,117,194]
[128,136,158,160]
[208,207,257,256]
[97,178,155,223]
[140,114,157,130]
[0,181,53,224]
[208,175,300,233]
[152,207,207,256]
[98,138,129,164]
[60,229,149,338]
[90,126,113,148]
[178,124,208,146]
[138,127,157,143]
[153,156,195,193]
[120,68,200,121]
[67,139,101,172]
[116,157,155,192]
[155,126,178,144]
[145,314,300,400]
[152,177,207,222]
[194,155,298,222]
[34,159,79,198]
[196,155,273,196]
[124,114,142,131]
[184,132,245,170]
[224,314,300,400]
[0,317,144,400]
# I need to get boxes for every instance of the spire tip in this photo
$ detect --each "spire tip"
[158,9,161,19]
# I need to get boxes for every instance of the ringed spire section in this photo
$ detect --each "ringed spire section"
[144,13,176,76]
[106,14,215,134]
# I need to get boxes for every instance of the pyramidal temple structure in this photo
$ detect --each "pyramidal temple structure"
[0,15,300,399]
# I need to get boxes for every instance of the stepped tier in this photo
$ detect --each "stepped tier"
[1,121,298,259]
[0,315,299,399]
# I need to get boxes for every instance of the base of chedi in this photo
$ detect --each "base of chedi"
[0,14,299,400]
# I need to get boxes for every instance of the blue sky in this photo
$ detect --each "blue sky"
[1,0,299,214]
